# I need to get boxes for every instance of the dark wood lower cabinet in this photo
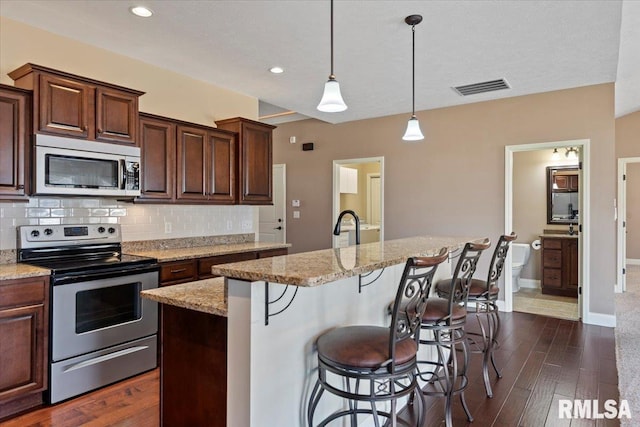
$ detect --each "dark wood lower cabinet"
[161,305,226,427]
[0,276,49,421]
[541,236,578,297]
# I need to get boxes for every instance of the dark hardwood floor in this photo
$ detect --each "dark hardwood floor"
[0,312,619,427]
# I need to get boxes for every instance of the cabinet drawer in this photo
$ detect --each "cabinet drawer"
[198,252,257,279]
[0,277,47,309]
[543,239,562,249]
[543,269,562,288]
[160,260,197,285]
[543,249,562,268]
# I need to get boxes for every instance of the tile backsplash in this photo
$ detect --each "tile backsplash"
[0,197,256,250]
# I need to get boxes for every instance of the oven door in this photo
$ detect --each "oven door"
[51,268,158,362]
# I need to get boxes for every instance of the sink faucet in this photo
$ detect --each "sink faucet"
[333,210,360,245]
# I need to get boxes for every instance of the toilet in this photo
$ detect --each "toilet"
[511,243,531,292]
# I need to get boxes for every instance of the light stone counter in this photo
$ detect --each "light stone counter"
[141,278,227,317]
[0,263,50,281]
[211,235,481,287]
[127,242,290,262]
[540,233,579,239]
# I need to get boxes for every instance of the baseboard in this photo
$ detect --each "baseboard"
[518,278,540,289]
[584,312,616,327]
[626,258,640,266]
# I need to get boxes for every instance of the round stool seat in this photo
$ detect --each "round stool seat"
[421,298,467,323]
[435,278,500,299]
[317,325,418,368]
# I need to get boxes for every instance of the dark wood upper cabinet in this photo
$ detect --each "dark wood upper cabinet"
[0,84,31,201]
[9,64,143,145]
[175,123,237,203]
[215,117,275,205]
[138,113,176,201]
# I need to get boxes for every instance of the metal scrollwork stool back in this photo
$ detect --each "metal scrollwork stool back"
[418,239,491,427]
[307,248,449,427]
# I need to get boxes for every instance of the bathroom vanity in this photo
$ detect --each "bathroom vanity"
[540,234,578,297]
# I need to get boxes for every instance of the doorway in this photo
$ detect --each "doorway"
[332,157,384,248]
[505,140,590,322]
[617,157,640,293]
[258,164,286,243]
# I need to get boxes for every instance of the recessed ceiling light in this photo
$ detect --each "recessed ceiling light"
[269,67,284,74]
[130,6,153,18]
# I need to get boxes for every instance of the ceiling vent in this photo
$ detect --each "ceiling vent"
[452,79,510,96]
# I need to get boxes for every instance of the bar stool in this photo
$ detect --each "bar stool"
[307,248,449,427]
[418,239,491,427]
[456,233,516,398]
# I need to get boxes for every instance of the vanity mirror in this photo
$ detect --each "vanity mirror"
[547,165,579,224]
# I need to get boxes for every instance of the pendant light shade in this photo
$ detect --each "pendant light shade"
[317,0,347,112]
[402,14,424,142]
[403,116,424,141]
[551,148,560,161]
[318,76,347,112]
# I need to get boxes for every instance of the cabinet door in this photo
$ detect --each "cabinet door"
[239,122,272,204]
[138,116,176,201]
[0,304,46,402]
[176,125,208,201]
[564,239,579,293]
[0,87,30,200]
[95,88,138,144]
[206,130,236,204]
[39,73,93,139]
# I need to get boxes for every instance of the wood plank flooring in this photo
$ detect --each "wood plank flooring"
[0,311,619,427]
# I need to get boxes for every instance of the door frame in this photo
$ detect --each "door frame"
[333,157,384,248]
[504,139,590,322]
[616,157,640,292]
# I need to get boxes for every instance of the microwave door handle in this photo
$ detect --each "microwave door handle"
[120,159,126,190]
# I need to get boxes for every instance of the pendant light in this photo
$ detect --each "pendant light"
[551,148,560,161]
[317,0,347,112]
[402,14,424,141]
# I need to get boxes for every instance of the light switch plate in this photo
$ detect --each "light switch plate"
[293,211,300,219]
[292,199,300,207]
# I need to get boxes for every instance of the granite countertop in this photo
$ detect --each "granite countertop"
[141,277,227,317]
[0,263,50,281]
[540,234,579,239]
[127,242,291,262]
[211,235,483,287]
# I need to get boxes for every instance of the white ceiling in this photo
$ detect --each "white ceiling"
[2,0,638,125]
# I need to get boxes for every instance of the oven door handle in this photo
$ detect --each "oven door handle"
[62,345,150,373]
[53,264,159,286]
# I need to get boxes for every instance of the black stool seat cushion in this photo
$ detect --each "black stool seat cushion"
[421,297,467,322]
[317,326,417,369]
[435,278,500,298]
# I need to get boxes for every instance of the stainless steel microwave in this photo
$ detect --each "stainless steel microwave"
[34,134,141,197]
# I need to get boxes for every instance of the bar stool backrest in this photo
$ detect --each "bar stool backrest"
[446,239,491,321]
[389,248,449,371]
[485,232,518,288]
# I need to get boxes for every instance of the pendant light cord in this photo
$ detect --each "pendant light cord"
[411,23,416,116]
[330,0,334,77]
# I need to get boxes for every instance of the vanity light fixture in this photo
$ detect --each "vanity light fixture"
[130,6,153,17]
[551,148,560,161]
[317,0,347,113]
[269,66,284,74]
[565,147,579,160]
[402,15,424,141]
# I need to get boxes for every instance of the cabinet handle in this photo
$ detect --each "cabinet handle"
[17,185,25,189]
[83,125,88,131]
[97,128,103,133]
[170,268,187,274]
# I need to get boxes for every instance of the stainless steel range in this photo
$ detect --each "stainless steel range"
[17,224,159,404]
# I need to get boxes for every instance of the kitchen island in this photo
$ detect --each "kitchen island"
[142,235,482,427]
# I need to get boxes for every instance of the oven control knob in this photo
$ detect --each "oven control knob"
[44,228,53,236]
[108,227,116,234]
[30,230,40,238]
[98,227,106,233]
